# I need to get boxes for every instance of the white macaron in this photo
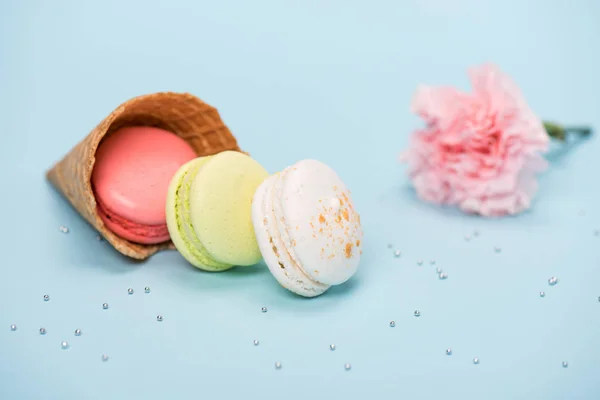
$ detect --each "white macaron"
[251,159,363,297]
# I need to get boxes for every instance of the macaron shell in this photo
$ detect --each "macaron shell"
[92,126,197,225]
[166,157,233,271]
[190,151,269,266]
[251,174,329,297]
[280,160,363,285]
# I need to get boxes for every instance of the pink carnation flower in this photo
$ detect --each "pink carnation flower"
[401,64,550,217]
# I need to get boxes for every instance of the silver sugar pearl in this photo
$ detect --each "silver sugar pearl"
[43,294,50,301]
[394,250,401,258]
[127,288,134,295]
[562,361,568,368]
[39,327,46,335]
[417,260,423,266]
[145,287,151,293]
[414,310,421,317]
[275,361,282,369]
[59,225,69,233]
[435,267,442,273]
[10,324,16,331]
[446,348,452,355]
[540,291,546,298]
[253,339,259,346]
[438,272,448,280]
[430,260,436,265]
[494,246,501,253]
[102,303,109,310]
[261,307,268,313]
[61,341,69,349]
[389,321,396,327]
[102,354,109,362]
[96,235,103,241]
[74,329,81,336]
[473,357,480,364]
[344,363,352,370]
[330,344,336,351]
[548,277,558,286]
[157,315,163,322]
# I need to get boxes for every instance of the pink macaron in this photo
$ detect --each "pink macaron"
[92,126,197,244]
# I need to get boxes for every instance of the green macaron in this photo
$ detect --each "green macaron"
[166,151,269,271]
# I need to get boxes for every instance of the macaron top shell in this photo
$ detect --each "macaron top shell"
[278,159,363,285]
[189,151,269,266]
[92,126,197,225]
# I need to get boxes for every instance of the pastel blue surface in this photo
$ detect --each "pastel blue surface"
[1,0,599,399]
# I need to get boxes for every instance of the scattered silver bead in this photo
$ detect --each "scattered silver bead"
[102,354,109,362]
[59,225,69,233]
[127,288,134,295]
[562,361,568,368]
[394,250,401,258]
[261,307,268,313]
[253,340,259,346]
[102,303,109,310]
[540,291,546,298]
[330,344,336,351]
[548,277,558,286]
[61,341,69,349]
[157,315,163,322]
[430,260,436,265]
[494,246,501,253]
[43,294,50,302]
[10,324,16,331]
[96,235,103,241]
[417,260,423,266]
[414,310,421,317]
[435,267,442,273]
[473,357,480,364]
[344,363,351,371]
[39,327,46,335]
[390,321,396,328]
[275,361,282,369]
[74,329,81,336]
[438,272,448,280]
[145,287,151,294]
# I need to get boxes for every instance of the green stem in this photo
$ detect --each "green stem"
[543,121,593,141]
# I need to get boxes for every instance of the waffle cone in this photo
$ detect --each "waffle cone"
[46,92,242,260]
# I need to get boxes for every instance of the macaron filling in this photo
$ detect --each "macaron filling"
[172,158,232,271]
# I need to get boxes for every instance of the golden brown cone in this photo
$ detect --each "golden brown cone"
[46,92,242,260]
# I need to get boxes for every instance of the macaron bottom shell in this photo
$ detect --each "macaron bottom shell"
[166,157,233,271]
[97,197,170,244]
[252,173,329,297]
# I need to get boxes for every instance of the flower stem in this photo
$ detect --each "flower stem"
[544,121,593,141]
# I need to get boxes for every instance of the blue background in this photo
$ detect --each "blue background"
[1,0,599,399]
